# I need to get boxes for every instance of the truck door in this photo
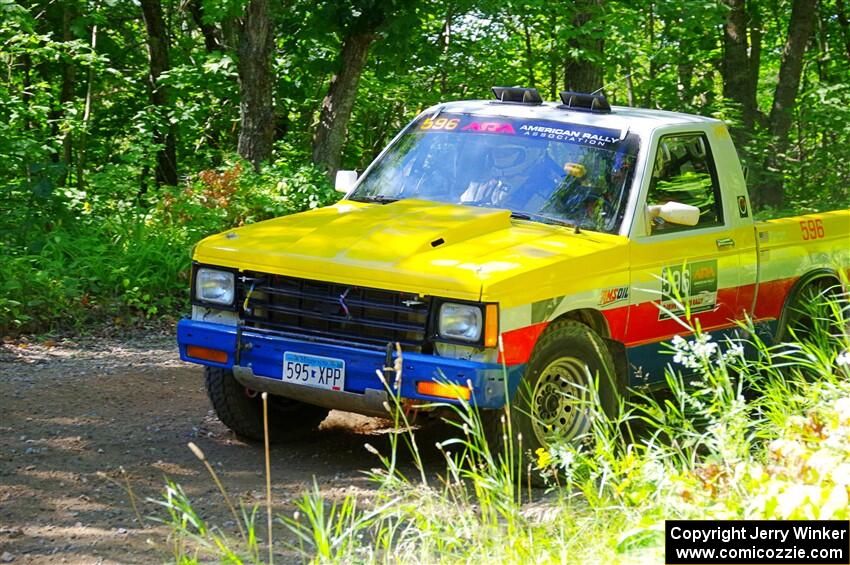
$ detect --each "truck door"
[625,131,745,384]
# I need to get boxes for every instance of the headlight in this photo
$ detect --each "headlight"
[439,303,482,342]
[195,268,235,305]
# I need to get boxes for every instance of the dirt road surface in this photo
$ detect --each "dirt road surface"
[0,333,450,564]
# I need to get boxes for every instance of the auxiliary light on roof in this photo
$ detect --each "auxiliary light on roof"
[491,86,543,105]
[559,90,611,113]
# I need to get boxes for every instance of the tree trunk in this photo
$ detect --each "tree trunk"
[676,36,694,107]
[548,12,559,100]
[644,1,655,106]
[756,0,817,209]
[625,64,635,106]
[47,3,75,185]
[140,0,178,186]
[748,3,763,125]
[563,0,604,94]
[721,0,757,130]
[236,0,275,169]
[438,7,453,95]
[60,5,75,176]
[76,24,97,189]
[815,6,828,81]
[522,17,536,88]
[311,32,375,178]
[187,0,223,52]
[835,0,850,62]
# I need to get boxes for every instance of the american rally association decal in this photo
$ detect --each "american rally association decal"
[416,114,621,148]
[659,260,718,320]
[519,124,619,147]
[599,286,629,307]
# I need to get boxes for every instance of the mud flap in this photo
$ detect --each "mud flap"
[602,337,629,398]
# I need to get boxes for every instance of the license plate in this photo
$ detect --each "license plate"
[282,352,345,391]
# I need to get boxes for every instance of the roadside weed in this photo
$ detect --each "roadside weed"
[153,290,850,563]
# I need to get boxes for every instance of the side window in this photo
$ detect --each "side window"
[646,133,723,232]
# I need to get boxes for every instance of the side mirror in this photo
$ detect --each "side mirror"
[335,170,358,193]
[647,201,701,227]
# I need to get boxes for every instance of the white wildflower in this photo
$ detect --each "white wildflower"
[769,438,804,460]
[834,397,850,424]
[671,335,687,348]
[727,342,745,358]
[776,484,818,519]
[836,350,850,368]
[832,463,850,486]
[720,342,745,364]
[819,484,849,520]
[691,335,718,361]
[806,450,841,479]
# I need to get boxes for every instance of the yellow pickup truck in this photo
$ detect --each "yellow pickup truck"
[178,87,849,456]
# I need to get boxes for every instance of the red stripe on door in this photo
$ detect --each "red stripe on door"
[496,276,801,365]
[622,287,740,347]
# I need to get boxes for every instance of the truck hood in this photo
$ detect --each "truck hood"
[193,199,628,302]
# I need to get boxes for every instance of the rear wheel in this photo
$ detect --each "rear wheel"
[205,367,328,442]
[780,278,846,343]
[483,319,623,481]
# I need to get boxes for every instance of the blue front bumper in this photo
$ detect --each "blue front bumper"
[177,319,524,409]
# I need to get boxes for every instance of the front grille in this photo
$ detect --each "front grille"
[239,272,431,350]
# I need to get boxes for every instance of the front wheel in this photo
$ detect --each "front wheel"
[205,367,328,442]
[483,319,623,478]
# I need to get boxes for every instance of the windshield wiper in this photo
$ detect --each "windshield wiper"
[351,195,400,205]
[510,211,576,229]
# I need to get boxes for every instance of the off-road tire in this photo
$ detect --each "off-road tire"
[205,367,328,442]
[482,319,623,481]
[780,279,846,343]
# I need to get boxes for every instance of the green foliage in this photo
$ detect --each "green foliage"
[0,154,335,335]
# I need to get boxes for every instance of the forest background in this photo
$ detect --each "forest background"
[2,0,849,335]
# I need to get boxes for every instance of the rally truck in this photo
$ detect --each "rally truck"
[177,86,850,456]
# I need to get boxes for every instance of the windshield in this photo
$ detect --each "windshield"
[350,112,640,233]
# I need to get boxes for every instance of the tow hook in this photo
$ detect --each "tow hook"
[234,324,252,365]
[382,342,395,386]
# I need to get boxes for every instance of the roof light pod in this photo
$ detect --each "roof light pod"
[491,86,543,105]
[559,91,611,113]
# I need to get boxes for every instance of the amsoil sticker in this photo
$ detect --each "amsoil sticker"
[599,286,629,307]
[659,260,718,320]
[737,195,749,218]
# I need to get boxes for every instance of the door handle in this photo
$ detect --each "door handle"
[716,237,735,249]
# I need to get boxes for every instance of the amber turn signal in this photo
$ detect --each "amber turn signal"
[186,345,228,364]
[484,303,499,348]
[416,381,471,401]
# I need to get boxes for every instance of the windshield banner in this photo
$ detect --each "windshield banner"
[416,114,622,149]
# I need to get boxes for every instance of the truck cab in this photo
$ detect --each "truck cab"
[177,87,850,460]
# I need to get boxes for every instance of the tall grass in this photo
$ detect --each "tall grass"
[0,156,336,335]
[155,289,850,563]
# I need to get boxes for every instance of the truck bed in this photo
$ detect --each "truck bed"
[752,209,850,321]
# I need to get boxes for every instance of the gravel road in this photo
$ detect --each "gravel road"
[0,332,449,564]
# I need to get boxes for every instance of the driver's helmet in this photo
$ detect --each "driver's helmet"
[488,141,545,177]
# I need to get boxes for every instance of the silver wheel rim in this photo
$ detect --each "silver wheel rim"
[530,356,591,446]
